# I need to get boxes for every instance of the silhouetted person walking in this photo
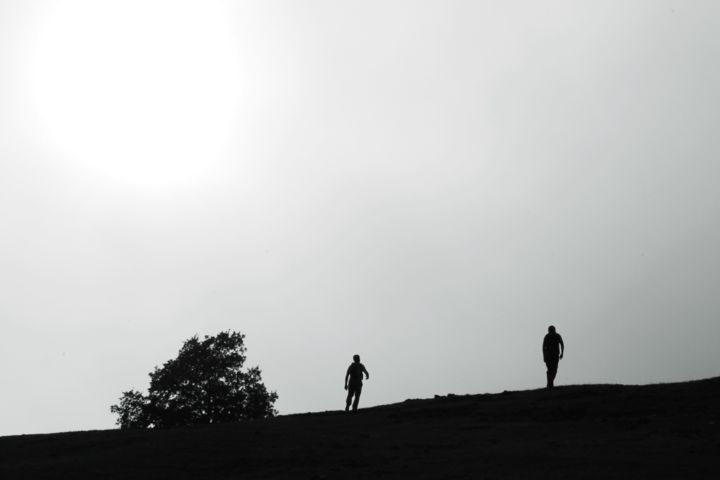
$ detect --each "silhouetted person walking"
[345,354,369,411]
[543,326,564,389]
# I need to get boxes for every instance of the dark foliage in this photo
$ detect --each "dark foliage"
[111,331,277,429]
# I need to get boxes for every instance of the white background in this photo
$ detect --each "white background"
[1,0,719,436]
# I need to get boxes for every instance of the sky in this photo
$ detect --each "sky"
[1,0,719,436]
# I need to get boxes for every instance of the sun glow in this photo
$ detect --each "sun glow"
[29,1,241,187]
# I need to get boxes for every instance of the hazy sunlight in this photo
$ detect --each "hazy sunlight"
[29,0,241,188]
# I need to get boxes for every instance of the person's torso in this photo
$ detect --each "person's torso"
[348,362,365,383]
[544,333,561,354]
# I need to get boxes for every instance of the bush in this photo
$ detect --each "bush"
[111,331,277,429]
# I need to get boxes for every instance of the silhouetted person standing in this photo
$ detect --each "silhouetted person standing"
[344,354,369,411]
[543,326,564,389]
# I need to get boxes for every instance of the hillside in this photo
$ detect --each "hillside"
[2,378,719,479]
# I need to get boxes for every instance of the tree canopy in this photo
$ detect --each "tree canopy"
[111,331,277,429]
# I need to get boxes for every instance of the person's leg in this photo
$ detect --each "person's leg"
[546,360,558,388]
[352,385,362,411]
[345,389,353,411]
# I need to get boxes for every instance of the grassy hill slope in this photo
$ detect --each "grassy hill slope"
[2,378,720,479]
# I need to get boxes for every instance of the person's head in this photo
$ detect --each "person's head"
[548,325,556,333]
[353,354,360,363]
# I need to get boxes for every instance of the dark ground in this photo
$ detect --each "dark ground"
[2,378,720,479]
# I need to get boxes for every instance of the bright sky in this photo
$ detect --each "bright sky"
[1,0,719,436]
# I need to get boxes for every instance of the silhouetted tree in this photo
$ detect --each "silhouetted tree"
[111,331,277,429]
[110,389,148,429]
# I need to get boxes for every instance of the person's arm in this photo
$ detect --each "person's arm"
[345,366,350,390]
[559,336,565,359]
[362,365,369,380]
